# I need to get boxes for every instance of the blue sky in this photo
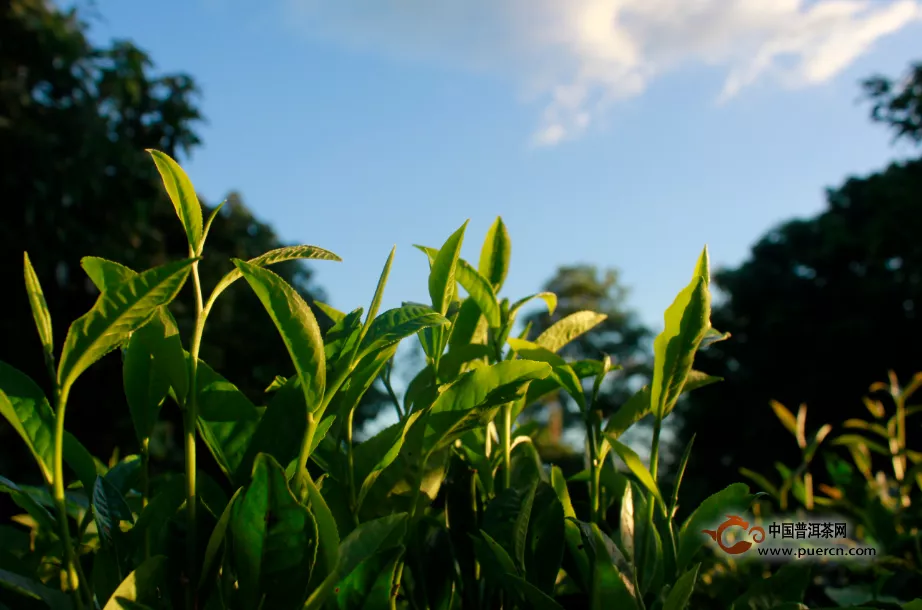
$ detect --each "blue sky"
[79,0,921,337]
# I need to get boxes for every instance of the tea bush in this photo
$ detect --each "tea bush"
[1,150,919,610]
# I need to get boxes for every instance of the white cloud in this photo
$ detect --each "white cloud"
[283,0,922,146]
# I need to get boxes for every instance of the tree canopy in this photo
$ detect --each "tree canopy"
[0,0,338,480]
[673,59,922,511]
[521,264,652,450]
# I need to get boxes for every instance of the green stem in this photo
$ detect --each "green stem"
[586,408,601,524]
[502,404,512,491]
[638,419,662,596]
[52,385,84,609]
[184,259,205,609]
[346,407,357,516]
[140,438,151,561]
[381,363,404,420]
[390,455,428,610]
[296,410,319,500]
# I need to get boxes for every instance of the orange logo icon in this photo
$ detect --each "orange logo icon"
[702,515,766,555]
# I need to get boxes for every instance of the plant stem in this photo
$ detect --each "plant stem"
[52,385,84,609]
[346,407,357,514]
[586,408,601,524]
[381,363,404,420]
[637,419,663,595]
[390,454,428,610]
[184,259,206,609]
[502,404,513,491]
[296,410,319,499]
[140,437,151,560]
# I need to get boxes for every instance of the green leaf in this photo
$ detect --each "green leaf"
[231,453,318,610]
[314,301,346,324]
[424,361,552,453]
[0,363,98,492]
[730,563,811,610]
[0,567,72,609]
[201,200,227,248]
[676,483,755,572]
[194,356,264,484]
[663,564,700,610]
[326,345,398,463]
[23,252,54,373]
[358,305,450,361]
[235,376,311,484]
[62,433,101,494]
[738,468,780,498]
[604,371,719,446]
[198,488,242,591]
[475,529,519,575]
[356,412,424,511]
[234,260,326,413]
[303,474,340,591]
[902,600,922,610]
[447,298,488,351]
[147,149,204,252]
[130,476,185,551]
[582,523,638,610]
[506,338,565,366]
[456,258,501,327]
[479,216,511,292]
[359,246,396,347]
[324,308,363,371]
[82,258,190,401]
[102,555,169,610]
[831,434,891,456]
[669,434,696,513]
[334,546,402,610]
[211,245,341,309]
[508,292,557,322]
[81,256,137,291]
[122,325,170,444]
[426,221,468,316]
[265,376,288,393]
[604,434,666,517]
[0,476,57,533]
[0,362,55,482]
[438,343,492,380]
[483,481,538,570]
[770,400,798,437]
[338,513,407,581]
[535,311,607,354]
[93,474,134,547]
[58,258,196,392]
[524,482,565,595]
[650,248,711,419]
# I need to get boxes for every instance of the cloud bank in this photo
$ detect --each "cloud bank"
[284,0,922,146]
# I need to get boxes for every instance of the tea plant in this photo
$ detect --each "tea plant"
[737,373,922,607]
[2,150,918,610]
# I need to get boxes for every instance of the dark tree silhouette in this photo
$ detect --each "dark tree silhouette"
[673,59,922,512]
[0,0,345,483]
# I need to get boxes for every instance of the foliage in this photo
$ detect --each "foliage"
[519,265,653,456]
[863,60,922,145]
[5,150,902,610]
[727,371,922,607]
[675,58,922,511]
[0,0,392,486]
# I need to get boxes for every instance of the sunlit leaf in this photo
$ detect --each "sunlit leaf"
[234,260,326,413]
[479,216,511,292]
[58,258,195,392]
[535,311,607,354]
